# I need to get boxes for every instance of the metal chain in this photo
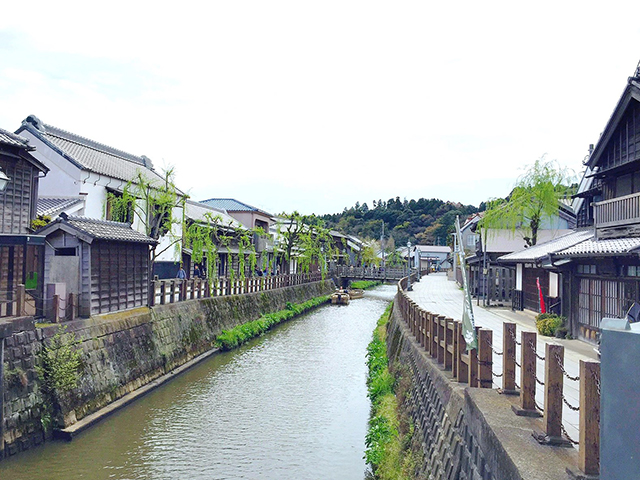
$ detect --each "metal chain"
[485,337,503,356]
[535,376,545,386]
[592,370,601,396]
[535,400,545,413]
[509,329,522,346]
[554,352,580,381]
[562,395,580,412]
[514,359,521,368]
[529,340,546,361]
[561,423,580,445]
[492,371,504,378]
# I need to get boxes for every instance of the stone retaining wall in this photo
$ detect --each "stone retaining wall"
[2,280,335,458]
[387,301,576,480]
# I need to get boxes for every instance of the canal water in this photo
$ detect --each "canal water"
[0,285,396,480]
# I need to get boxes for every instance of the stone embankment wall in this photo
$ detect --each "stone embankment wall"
[387,302,576,480]
[2,280,335,458]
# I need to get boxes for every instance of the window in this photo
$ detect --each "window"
[54,247,77,256]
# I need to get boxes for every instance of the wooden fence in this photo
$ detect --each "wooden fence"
[396,278,601,477]
[149,272,324,306]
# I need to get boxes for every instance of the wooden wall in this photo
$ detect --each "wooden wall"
[0,154,37,234]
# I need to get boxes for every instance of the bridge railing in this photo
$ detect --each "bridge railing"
[330,265,412,280]
[149,272,324,306]
[396,278,601,477]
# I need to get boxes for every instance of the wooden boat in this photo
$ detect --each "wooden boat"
[347,288,364,299]
[331,290,350,305]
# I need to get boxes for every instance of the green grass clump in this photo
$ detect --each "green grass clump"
[365,303,421,479]
[535,313,565,337]
[351,280,382,290]
[215,295,329,350]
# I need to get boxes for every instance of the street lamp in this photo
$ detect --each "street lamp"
[0,167,10,192]
[407,240,412,291]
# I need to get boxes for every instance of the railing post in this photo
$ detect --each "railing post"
[579,360,600,476]
[534,343,572,446]
[452,320,460,378]
[457,322,469,384]
[478,329,493,388]
[430,313,438,358]
[513,331,541,417]
[437,315,446,364]
[468,336,478,387]
[52,294,60,323]
[16,284,25,316]
[160,280,166,305]
[444,318,454,370]
[67,293,76,321]
[500,322,518,394]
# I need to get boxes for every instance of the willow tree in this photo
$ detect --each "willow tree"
[276,212,333,276]
[107,168,185,264]
[480,157,574,246]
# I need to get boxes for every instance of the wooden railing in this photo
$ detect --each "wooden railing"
[396,279,601,477]
[594,191,640,228]
[331,266,412,281]
[149,272,324,306]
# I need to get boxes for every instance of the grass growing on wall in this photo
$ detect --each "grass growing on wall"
[215,295,330,350]
[365,303,420,480]
[350,280,383,290]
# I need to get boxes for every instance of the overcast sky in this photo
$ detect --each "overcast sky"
[1,1,640,216]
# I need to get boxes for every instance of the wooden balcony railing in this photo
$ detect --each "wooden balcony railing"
[594,191,640,228]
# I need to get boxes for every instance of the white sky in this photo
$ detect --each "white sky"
[1,1,639,215]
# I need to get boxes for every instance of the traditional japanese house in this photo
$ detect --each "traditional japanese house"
[547,65,640,341]
[0,128,48,317]
[15,115,186,279]
[36,214,156,317]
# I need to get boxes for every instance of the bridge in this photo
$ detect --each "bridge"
[329,266,421,285]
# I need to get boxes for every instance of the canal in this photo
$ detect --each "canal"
[0,285,396,480]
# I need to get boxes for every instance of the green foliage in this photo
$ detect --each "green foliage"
[31,214,52,231]
[350,280,382,289]
[215,295,330,350]
[321,196,478,247]
[276,212,333,276]
[37,326,83,393]
[480,156,575,246]
[535,313,565,337]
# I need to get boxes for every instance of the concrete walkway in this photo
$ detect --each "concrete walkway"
[405,272,599,445]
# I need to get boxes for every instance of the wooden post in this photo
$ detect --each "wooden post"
[579,360,600,475]
[444,318,454,370]
[160,281,166,305]
[16,284,25,317]
[457,323,468,383]
[468,345,478,387]
[452,321,460,378]
[437,315,446,364]
[533,343,572,445]
[52,294,60,323]
[67,293,76,321]
[430,313,438,358]
[513,331,541,417]
[421,310,427,348]
[478,329,493,388]
[501,322,518,394]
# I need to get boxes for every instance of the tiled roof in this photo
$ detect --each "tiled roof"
[553,236,640,257]
[18,116,173,190]
[200,198,272,216]
[0,128,33,150]
[499,230,594,263]
[38,215,156,244]
[37,197,85,217]
[185,200,243,229]
[416,245,451,253]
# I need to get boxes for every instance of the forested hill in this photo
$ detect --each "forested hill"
[321,197,481,247]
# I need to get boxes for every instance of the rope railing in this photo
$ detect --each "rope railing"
[395,277,601,477]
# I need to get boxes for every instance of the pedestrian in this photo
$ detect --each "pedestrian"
[194,264,201,279]
[177,263,187,279]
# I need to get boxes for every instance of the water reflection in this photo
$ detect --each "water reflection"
[0,285,396,480]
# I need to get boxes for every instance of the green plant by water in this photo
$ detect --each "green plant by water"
[215,295,330,350]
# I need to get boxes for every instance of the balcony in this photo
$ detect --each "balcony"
[594,191,640,229]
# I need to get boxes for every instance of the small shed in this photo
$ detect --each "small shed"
[36,214,156,317]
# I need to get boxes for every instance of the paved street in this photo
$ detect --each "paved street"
[405,272,599,445]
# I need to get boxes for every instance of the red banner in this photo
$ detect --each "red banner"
[536,277,546,314]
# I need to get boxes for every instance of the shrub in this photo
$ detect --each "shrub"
[535,313,565,337]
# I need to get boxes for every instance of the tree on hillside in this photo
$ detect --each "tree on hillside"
[479,156,574,246]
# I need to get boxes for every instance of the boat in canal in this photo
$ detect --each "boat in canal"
[331,289,350,305]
